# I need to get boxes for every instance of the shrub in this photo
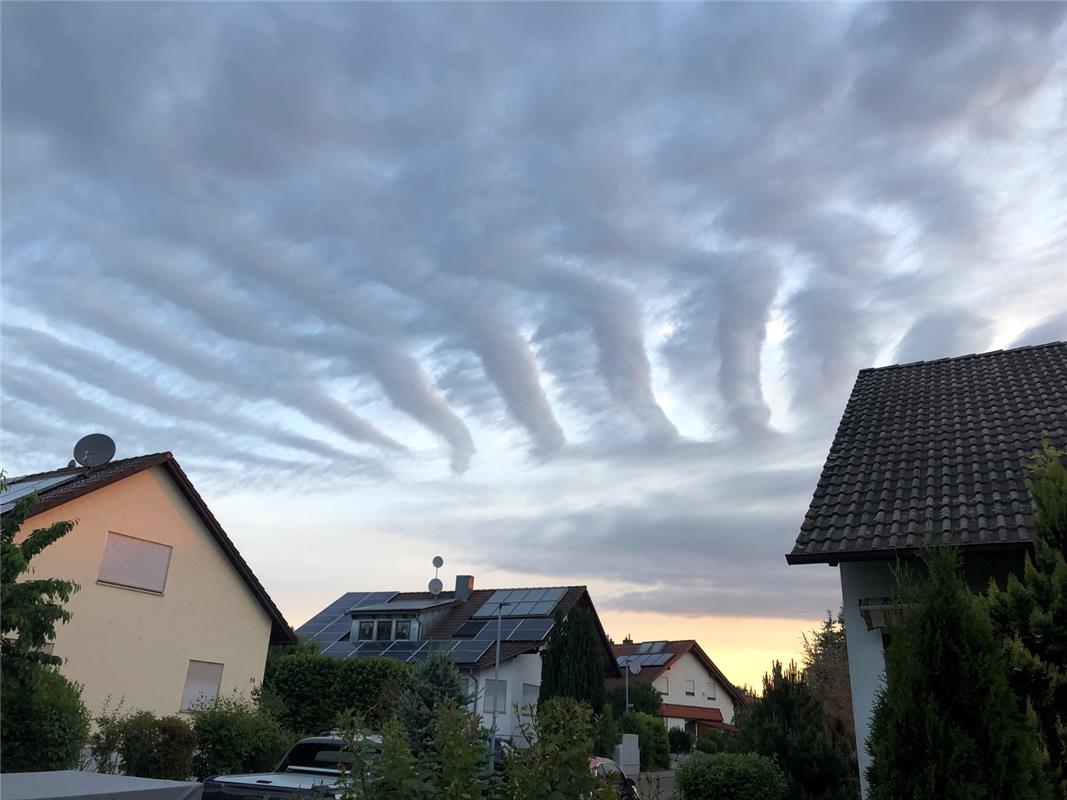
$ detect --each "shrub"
[189,695,295,780]
[605,681,663,717]
[0,666,90,772]
[507,697,615,800]
[669,727,694,754]
[88,700,127,774]
[117,711,196,780]
[594,705,622,757]
[622,711,670,771]
[676,752,788,800]
[694,728,726,754]
[265,651,410,735]
[539,607,606,712]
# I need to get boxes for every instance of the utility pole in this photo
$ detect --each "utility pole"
[488,601,510,768]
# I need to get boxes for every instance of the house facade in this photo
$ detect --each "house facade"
[611,639,745,736]
[787,341,1067,798]
[298,578,619,741]
[3,453,295,718]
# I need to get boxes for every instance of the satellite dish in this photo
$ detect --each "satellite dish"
[428,578,444,597]
[628,661,641,676]
[432,555,444,569]
[73,434,116,467]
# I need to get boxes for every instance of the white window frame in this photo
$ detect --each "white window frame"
[394,619,412,640]
[97,531,173,595]
[684,679,696,697]
[356,620,374,641]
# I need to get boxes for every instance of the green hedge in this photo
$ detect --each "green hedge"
[265,651,409,734]
[0,667,90,772]
[677,752,788,800]
[118,712,196,780]
[189,696,295,780]
[622,711,670,771]
[669,727,693,753]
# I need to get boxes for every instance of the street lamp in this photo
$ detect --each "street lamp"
[488,601,511,767]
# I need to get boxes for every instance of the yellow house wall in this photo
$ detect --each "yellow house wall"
[16,466,273,717]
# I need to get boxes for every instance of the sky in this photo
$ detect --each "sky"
[2,2,1066,690]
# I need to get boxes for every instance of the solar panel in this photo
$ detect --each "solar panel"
[648,641,666,654]
[451,641,492,664]
[472,587,568,618]
[296,592,367,640]
[311,619,353,646]
[1,475,79,512]
[355,641,391,656]
[453,620,486,639]
[423,640,460,652]
[475,619,521,640]
[509,619,554,641]
[323,641,359,658]
[385,641,422,655]
[648,653,672,666]
[352,591,398,610]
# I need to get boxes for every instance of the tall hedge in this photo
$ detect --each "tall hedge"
[539,606,606,712]
[676,752,788,800]
[0,667,90,772]
[265,651,409,734]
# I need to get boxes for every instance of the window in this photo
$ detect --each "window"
[180,660,223,711]
[659,676,669,695]
[394,620,412,640]
[97,532,172,594]
[706,682,716,701]
[485,679,507,714]
[376,620,393,641]
[520,683,539,719]
[684,679,695,697]
[357,621,374,641]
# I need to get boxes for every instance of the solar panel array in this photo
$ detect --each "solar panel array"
[1,474,77,513]
[472,587,567,618]
[319,638,494,665]
[636,640,667,654]
[616,652,673,669]
[295,592,398,647]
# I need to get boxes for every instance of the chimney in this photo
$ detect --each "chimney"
[623,634,633,645]
[455,575,474,601]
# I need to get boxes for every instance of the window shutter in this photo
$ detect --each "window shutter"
[97,532,172,593]
[180,660,224,711]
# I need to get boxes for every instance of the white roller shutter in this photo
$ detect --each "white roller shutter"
[180,660,224,711]
[97,532,172,593]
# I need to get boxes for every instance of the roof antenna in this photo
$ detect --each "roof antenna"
[428,555,444,598]
[73,433,116,470]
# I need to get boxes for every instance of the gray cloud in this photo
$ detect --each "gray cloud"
[2,2,1064,621]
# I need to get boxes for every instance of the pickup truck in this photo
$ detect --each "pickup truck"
[202,734,376,799]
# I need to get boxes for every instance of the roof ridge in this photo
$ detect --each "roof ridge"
[7,452,173,484]
[859,340,1066,374]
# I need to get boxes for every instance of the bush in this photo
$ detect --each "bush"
[0,667,90,772]
[622,711,670,771]
[265,651,409,735]
[594,705,622,757]
[189,695,295,780]
[117,712,196,780]
[694,728,726,754]
[676,752,788,800]
[396,654,468,756]
[669,727,693,754]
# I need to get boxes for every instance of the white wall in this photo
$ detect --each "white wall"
[651,652,736,724]
[471,653,542,741]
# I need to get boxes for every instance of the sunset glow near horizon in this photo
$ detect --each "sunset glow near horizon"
[3,3,1066,695]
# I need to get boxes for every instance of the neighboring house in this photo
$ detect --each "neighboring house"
[2,453,296,717]
[610,639,746,736]
[298,577,620,741]
[787,341,1067,798]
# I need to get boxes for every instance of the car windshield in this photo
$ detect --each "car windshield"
[282,742,354,770]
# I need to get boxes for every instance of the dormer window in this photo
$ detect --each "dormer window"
[357,621,374,641]
[376,620,393,640]
[395,620,412,640]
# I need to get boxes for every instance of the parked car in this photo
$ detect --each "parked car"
[590,756,641,800]
[202,733,379,799]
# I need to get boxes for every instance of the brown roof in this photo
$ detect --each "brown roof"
[611,639,747,707]
[5,453,296,643]
[660,703,724,724]
[788,341,1067,565]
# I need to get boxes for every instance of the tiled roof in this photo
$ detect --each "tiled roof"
[788,341,1067,564]
[660,703,724,724]
[4,453,296,643]
[611,639,747,707]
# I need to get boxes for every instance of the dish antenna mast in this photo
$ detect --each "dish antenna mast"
[428,555,445,597]
[73,434,116,469]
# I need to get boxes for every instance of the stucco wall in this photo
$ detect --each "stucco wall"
[16,467,274,717]
[472,652,543,741]
[652,652,736,724]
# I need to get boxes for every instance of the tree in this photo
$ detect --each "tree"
[988,442,1067,797]
[802,610,857,770]
[867,547,1050,800]
[539,606,606,712]
[733,661,858,800]
[1,491,78,677]
[396,653,469,756]
[605,680,663,716]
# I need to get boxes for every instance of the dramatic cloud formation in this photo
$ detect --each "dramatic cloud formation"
[3,2,1065,679]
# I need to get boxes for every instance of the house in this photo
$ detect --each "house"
[610,639,746,736]
[2,452,296,717]
[787,341,1067,798]
[297,577,620,740]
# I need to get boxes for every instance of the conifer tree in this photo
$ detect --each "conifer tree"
[396,653,469,756]
[733,661,858,800]
[867,547,1049,800]
[538,606,605,712]
[988,442,1067,797]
